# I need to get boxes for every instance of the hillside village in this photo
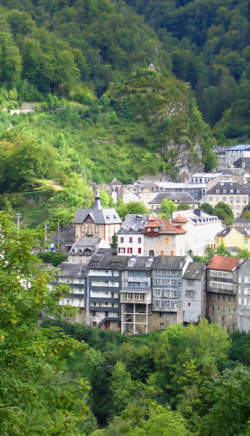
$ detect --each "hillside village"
[52,151,250,334]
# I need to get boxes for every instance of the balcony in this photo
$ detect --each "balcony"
[120,289,152,304]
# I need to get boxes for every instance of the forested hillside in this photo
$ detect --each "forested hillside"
[126,0,250,139]
[0,0,249,227]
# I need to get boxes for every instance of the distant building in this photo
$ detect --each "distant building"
[73,190,122,244]
[207,180,249,218]
[216,219,250,253]
[226,144,250,167]
[207,256,239,331]
[237,259,250,332]
[212,146,227,169]
[149,192,197,212]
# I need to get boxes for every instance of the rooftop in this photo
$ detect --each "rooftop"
[207,255,239,271]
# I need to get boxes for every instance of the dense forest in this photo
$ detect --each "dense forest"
[0,0,249,227]
[1,214,249,435]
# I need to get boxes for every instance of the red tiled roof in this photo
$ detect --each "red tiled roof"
[143,217,186,234]
[207,255,239,271]
[172,215,188,224]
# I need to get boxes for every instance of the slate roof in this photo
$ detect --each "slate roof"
[118,214,150,234]
[59,262,87,277]
[73,191,122,225]
[152,256,186,270]
[207,255,239,271]
[207,180,249,195]
[217,220,250,237]
[149,192,196,205]
[88,254,128,270]
[183,262,206,279]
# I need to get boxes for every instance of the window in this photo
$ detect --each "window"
[138,237,142,243]
[185,290,195,298]
[149,250,154,256]
[165,237,169,244]
[120,237,124,243]
[138,247,142,254]
[105,311,108,317]
[160,250,164,255]
[92,311,96,316]
[127,247,132,254]
[170,250,174,256]
[129,237,133,243]
[92,322,97,327]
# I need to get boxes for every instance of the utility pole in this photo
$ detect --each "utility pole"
[57,221,60,250]
[44,224,48,243]
[16,213,21,233]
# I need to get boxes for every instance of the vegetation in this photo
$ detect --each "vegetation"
[201,201,234,225]
[42,318,250,436]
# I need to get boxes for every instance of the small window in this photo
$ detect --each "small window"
[138,237,142,243]
[138,247,142,254]
[92,322,97,327]
[129,237,133,243]
[165,237,169,244]
[92,311,96,316]
[105,311,108,317]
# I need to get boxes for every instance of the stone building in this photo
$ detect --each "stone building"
[206,256,239,331]
[73,190,122,244]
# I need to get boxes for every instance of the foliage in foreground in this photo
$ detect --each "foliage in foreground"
[0,213,96,435]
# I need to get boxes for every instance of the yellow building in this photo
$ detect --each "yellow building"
[216,219,250,252]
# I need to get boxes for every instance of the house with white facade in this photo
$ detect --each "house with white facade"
[117,214,150,256]
[182,262,206,323]
[237,259,250,332]
[172,209,224,256]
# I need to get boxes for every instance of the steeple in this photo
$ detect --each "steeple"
[93,189,102,209]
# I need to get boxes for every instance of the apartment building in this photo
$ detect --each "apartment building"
[182,262,206,323]
[207,180,249,218]
[206,256,239,331]
[117,214,150,256]
[237,259,250,332]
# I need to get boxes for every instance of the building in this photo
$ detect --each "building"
[149,192,197,212]
[142,215,186,257]
[190,172,221,184]
[120,257,153,335]
[150,256,189,330]
[206,180,249,218]
[73,190,122,244]
[206,256,239,331]
[216,219,250,253]
[172,209,224,256]
[87,255,127,330]
[117,214,150,256]
[182,262,206,323]
[68,237,111,264]
[57,262,87,323]
[212,146,227,169]
[226,144,250,167]
[237,259,250,332]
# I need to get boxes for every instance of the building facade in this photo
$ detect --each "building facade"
[73,191,122,244]
[207,180,249,218]
[206,256,239,332]
[237,259,250,332]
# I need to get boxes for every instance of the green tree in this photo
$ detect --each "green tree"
[0,213,95,435]
[116,199,150,221]
[200,365,250,436]
[100,188,114,208]
[214,202,234,225]
[160,198,177,220]
[201,202,214,215]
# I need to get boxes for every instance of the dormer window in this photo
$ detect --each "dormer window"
[155,227,159,232]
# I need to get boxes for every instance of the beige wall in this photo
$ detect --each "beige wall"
[144,234,177,256]
[75,222,121,244]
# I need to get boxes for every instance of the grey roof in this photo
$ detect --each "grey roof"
[118,214,150,234]
[59,262,87,277]
[73,191,121,225]
[88,254,128,270]
[234,157,250,169]
[152,256,186,270]
[183,262,206,279]
[125,256,155,270]
[149,192,196,205]
[217,220,250,237]
[207,180,249,195]
[73,208,121,225]
[69,237,103,257]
